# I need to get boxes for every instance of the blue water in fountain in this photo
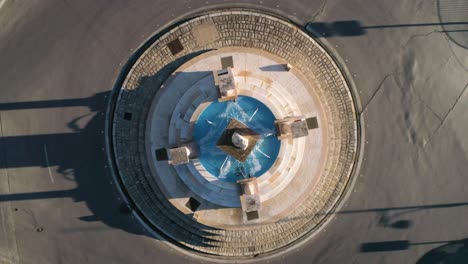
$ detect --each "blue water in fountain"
[193,96,280,183]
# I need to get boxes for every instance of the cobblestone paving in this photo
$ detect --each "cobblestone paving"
[111,10,359,257]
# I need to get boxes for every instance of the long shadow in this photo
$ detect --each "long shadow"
[304,19,468,49]
[360,237,468,263]
[338,202,468,229]
[360,239,462,253]
[0,50,229,251]
[336,202,468,214]
[0,92,107,111]
[305,20,468,37]
[0,69,222,249]
[0,91,147,236]
[0,91,221,247]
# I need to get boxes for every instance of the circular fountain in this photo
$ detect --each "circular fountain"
[193,96,280,183]
[109,10,359,258]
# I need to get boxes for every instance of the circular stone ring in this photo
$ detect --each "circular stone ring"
[108,10,360,258]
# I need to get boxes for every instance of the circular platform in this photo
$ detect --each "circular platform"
[110,10,359,257]
[193,95,280,183]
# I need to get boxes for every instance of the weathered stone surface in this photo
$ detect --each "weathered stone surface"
[111,10,359,257]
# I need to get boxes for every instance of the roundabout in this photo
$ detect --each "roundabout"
[3,1,466,263]
[110,10,359,257]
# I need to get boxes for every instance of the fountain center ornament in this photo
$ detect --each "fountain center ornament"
[193,96,280,183]
[232,132,248,150]
[216,118,260,162]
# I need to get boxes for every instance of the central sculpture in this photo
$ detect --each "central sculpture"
[191,64,280,182]
[232,132,248,150]
[216,118,260,162]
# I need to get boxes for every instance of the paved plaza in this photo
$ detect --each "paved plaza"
[0,1,467,263]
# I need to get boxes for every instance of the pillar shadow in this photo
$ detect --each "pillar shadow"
[0,89,221,247]
[305,20,468,37]
[0,91,149,236]
[360,236,468,264]
[304,17,468,49]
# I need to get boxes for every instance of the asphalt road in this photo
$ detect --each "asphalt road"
[0,0,467,263]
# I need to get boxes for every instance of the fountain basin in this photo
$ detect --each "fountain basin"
[193,95,280,183]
